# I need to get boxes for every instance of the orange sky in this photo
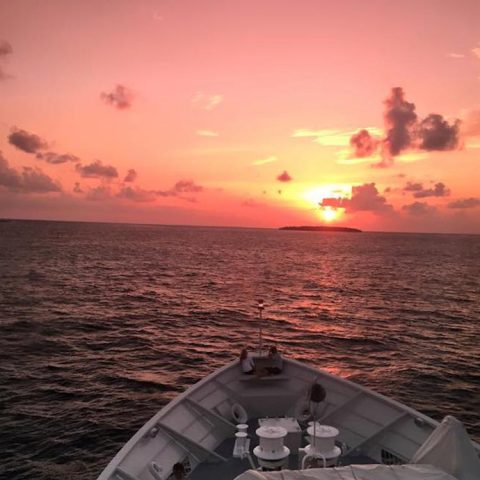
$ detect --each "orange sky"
[1,0,480,233]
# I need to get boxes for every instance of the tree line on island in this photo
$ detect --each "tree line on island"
[279,226,362,232]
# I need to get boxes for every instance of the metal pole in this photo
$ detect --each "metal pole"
[258,299,264,355]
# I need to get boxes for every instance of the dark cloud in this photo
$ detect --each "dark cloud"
[0,151,61,193]
[8,128,48,154]
[447,198,480,209]
[100,84,134,110]
[403,181,423,192]
[350,129,378,158]
[172,179,203,194]
[85,186,112,201]
[124,169,137,182]
[320,197,345,208]
[418,114,460,151]
[350,88,461,167]
[0,40,13,79]
[402,201,437,216]
[320,183,392,213]
[277,171,292,182]
[117,186,157,203]
[76,160,118,179]
[155,180,204,200]
[383,87,417,158]
[348,183,393,212]
[412,182,450,198]
[0,41,12,57]
[36,151,80,164]
[8,128,81,166]
[241,199,264,208]
[403,181,450,198]
[21,167,62,193]
[0,152,21,190]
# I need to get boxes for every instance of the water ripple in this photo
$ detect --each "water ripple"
[0,221,479,480]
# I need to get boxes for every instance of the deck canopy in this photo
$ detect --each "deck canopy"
[233,464,457,480]
[411,415,480,480]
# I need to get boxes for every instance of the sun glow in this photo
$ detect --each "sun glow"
[320,206,340,222]
[302,185,349,205]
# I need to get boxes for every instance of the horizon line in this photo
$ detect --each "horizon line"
[1,216,479,236]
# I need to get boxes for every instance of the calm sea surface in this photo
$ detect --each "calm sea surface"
[1,220,479,480]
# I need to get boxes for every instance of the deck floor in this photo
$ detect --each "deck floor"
[189,419,375,480]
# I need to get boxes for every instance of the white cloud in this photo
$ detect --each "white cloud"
[292,127,382,146]
[336,152,375,165]
[251,155,278,166]
[192,92,223,110]
[460,107,480,137]
[196,130,219,137]
[447,52,465,59]
[472,45,480,60]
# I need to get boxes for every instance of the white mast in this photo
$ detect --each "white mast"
[257,299,265,355]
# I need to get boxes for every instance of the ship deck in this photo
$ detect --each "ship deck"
[190,418,376,480]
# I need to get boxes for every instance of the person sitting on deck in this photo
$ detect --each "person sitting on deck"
[266,346,283,375]
[240,347,255,375]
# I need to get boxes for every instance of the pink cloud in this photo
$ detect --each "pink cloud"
[277,171,292,182]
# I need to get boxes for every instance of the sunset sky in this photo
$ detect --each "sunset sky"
[1,0,480,233]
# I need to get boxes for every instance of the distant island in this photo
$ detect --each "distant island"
[279,226,362,233]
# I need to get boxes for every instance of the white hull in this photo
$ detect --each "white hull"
[97,358,480,480]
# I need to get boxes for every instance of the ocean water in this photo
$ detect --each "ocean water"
[0,220,479,480]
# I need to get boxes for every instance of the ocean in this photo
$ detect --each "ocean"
[0,220,479,480]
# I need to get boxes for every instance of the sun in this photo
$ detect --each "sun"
[300,185,348,223]
[320,206,340,222]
